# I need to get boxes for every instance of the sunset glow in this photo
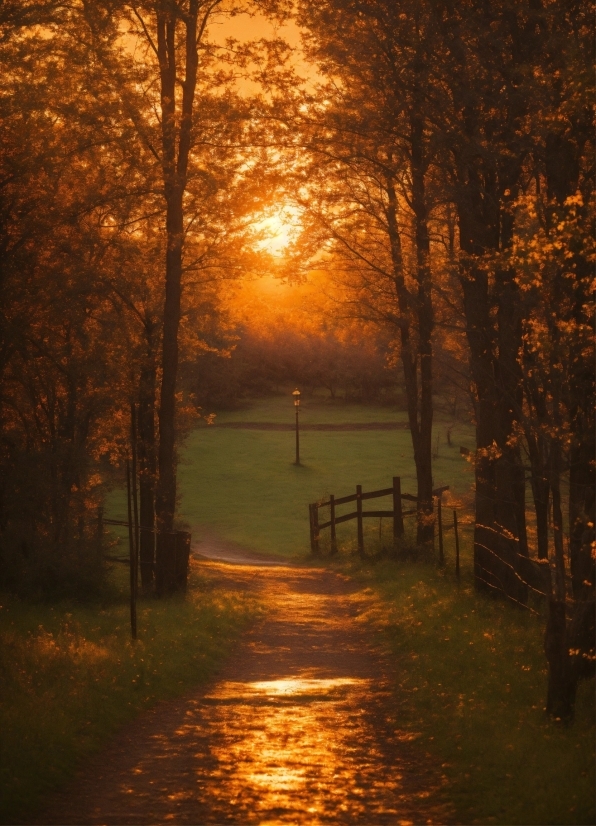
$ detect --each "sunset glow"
[252,204,302,257]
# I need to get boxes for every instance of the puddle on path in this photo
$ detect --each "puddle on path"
[38,563,449,825]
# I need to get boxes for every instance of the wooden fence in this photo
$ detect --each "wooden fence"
[98,404,191,640]
[100,514,190,594]
[309,476,452,558]
[99,505,190,642]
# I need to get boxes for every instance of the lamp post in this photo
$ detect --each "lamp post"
[292,388,301,465]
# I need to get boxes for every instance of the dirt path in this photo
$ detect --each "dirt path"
[36,553,450,825]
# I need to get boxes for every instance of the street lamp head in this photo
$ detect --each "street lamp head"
[292,388,301,407]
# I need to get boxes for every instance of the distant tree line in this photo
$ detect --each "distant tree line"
[184,327,401,407]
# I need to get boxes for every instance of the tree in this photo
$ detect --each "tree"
[76,0,268,591]
[0,9,137,594]
[513,0,594,718]
[0,0,264,596]
[291,0,443,543]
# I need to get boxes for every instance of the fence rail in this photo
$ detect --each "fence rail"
[309,476,450,556]
[103,517,180,536]
[99,512,190,593]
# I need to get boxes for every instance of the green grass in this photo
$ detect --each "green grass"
[340,557,595,825]
[0,562,262,824]
[173,396,475,557]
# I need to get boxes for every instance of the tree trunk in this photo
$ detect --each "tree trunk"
[410,105,435,545]
[459,256,501,594]
[137,325,157,593]
[532,475,550,561]
[386,174,434,546]
[545,597,576,722]
[550,441,566,603]
[545,454,592,716]
[155,189,183,536]
[456,155,528,604]
[569,439,595,599]
[493,258,528,604]
[542,124,594,718]
[153,3,200,591]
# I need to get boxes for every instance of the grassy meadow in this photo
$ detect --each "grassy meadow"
[0,563,262,823]
[177,395,476,558]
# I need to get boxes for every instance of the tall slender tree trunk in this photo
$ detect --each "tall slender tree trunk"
[532,472,550,562]
[386,174,434,545]
[455,158,502,593]
[137,319,157,592]
[525,371,550,561]
[493,269,528,601]
[456,155,528,604]
[410,105,434,545]
[545,413,575,721]
[565,200,595,599]
[543,127,595,717]
[153,2,200,591]
[569,439,595,598]
[459,256,501,594]
[155,188,183,536]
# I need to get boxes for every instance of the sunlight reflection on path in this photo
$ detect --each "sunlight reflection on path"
[192,674,408,824]
[40,564,449,825]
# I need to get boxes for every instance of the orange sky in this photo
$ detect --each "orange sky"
[210,9,318,94]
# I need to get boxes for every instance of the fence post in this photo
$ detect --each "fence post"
[330,494,337,554]
[130,404,140,601]
[356,484,364,557]
[126,461,137,640]
[454,509,460,580]
[312,504,320,556]
[393,476,404,548]
[309,504,315,553]
[437,495,444,565]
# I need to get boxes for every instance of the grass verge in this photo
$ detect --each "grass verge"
[0,560,262,824]
[341,556,595,825]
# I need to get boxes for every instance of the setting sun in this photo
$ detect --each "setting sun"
[252,204,302,257]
